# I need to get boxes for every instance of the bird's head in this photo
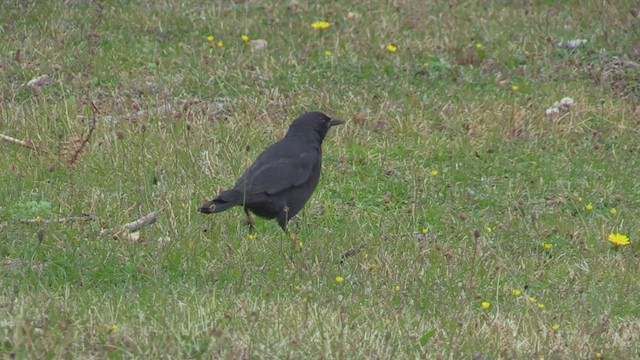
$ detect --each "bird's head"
[287,112,344,142]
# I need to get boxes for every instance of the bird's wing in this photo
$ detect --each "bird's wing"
[234,148,318,196]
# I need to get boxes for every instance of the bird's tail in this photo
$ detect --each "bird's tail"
[199,190,243,214]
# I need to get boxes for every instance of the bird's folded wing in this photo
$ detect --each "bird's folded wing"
[235,151,317,195]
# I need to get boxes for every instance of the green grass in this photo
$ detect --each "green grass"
[1,0,639,358]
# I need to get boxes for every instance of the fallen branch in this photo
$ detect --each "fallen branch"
[122,212,157,232]
[18,215,99,224]
[0,134,50,153]
[100,212,158,239]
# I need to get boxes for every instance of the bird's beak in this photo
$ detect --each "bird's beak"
[329,118,344,127]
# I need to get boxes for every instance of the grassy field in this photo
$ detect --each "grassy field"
[1,0,639,358]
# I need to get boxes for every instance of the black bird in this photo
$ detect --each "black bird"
[200,112,344,230]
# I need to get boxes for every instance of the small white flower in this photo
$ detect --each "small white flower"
[559,97,575,108]
[546,96,576,117]
[545,107,560,116]
[558,39,587,49]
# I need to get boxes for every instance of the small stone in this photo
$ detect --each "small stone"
[26,74,51,88]
[250,39,268,51]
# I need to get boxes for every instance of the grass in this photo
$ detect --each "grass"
[1,0,640,358]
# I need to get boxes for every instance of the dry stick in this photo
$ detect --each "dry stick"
[18,215,99,224]
[100,212,158,237]
[68,102,98,165]
[122,212,158,232]
[0,134,50,153]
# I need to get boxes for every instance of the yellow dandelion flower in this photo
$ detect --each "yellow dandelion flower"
[298,241,304,249]
[511,85,519,92]
[207,35,215,42]
[386,44,398,53]
[476,43,483,49]
[543,242,553,251]
[481,301,491,310]
[551,324,560,331]
[216,41,224,47]
[585,203,594,211]
[394,285,400,292]
[335,276,344,284]
[248,233,257,240]
[577,196,583,203]
[610,208,617,215]
[431,169,439,177]
[512,289,521,296]
[311,21,330,30]
[537,303,545,309]
[595,351,603,359]
[421,228,429,234]
[608,233,630,247]
[324,50,333,58]
[241,34,250,45]
[108,325,119,333]
[485,226,493,234]
[529,296,537,303]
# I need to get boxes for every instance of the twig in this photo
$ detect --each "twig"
[0,134,50,153]
[122,212,157,232]
[18,215,99,224]
[339,244,366,264]
[68,102,98,165]
[100,212,158,238]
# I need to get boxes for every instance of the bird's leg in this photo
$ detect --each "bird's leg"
[244,208,256,233]
[278,205,290,232]
[284,206,294,241]
[280,205,297,269]
[283,228,297,269]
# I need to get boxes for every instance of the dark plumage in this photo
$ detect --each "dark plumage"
[200,111,343,230]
